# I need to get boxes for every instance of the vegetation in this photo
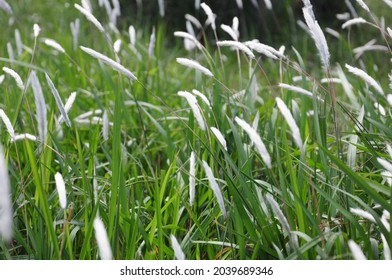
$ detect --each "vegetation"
[0,0,391,260]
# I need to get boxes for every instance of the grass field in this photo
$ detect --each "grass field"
[0,0,391,260]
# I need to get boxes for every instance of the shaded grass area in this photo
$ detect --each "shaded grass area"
[0,1,391,260]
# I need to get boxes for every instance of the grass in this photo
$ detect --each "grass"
[0,0,391,260]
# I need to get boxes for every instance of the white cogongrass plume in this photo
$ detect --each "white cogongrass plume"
[54,172,67,209]
[200,2,216,31]
[232,17,239,39]
[202,160,227,218]
[350,208,376,223]
[33,24,40,38]
[216,41,255,59]
[220,24,238,41]
[129,25,136,46]
[178,91,205,131]
[158,0,165,17]
[6,42,14,62]
[170,235,185,260]
[378,158,392,173]
[244,41,277,59]
[245,40,284,59]
[0,0,13,14]
[112,0,121,16]
[80,46,137,80]
[302,5,330,69]
[0,109,15,140]
[12,133,37,142]
[325,27,340,39]
[148,27,156,58]
[191,89,211,108]
[278,83,314,98]
[58,92,77,124]
[189,151,196,206]
[263,0,272,10]
[210,127,227,151]
[336,12,351,21]
[185,14,203,29]
[265,194,290,235]
[176,58,213,77]
[174,31,203,50]
[388,27,392,39]
[0,75,4,84]
[45,73,71,127]
[93,216,113,260]
[14,29,23,57]
[113,39,121,54]
[44,38,65,53]
[0,146,12,242]
[348,240,367,260]
[381,234,391,260]
[345,64,384,95]
[102,110,109,141]
[235,0,243,9]
[276,97,304,152]
[29,71,47,144]
[74,4,105,33]
[2,67,25,91]
[355,0,370,12]
[235,117,271,169]
[384,0,392,8]
[70,19,80,51]
[81,0,92,13]
[342,17,368,29]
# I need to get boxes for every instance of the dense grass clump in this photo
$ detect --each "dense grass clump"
[0,1,391,260]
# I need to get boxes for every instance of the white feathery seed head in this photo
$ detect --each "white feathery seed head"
[348,240,367,260]
[345,64,384,95]
[129,25,136,46]
[350,208,376,223]
[174,31,203,50]
[342,17,368,29]
[200,2,216,31]
[12,133,37,142]
[170,235,185,260]
[278,83,314,98]
[74,4,105,33]
[185,14,203,29]
[216,40,255,59]
[235,117,272,169]
[58,92,77,125]
[276,97,304,152]
[33,24,40,38]
[221,24,238,41]
[355,0,370,12]
[176,58,213,77]
[0,146,12,242]
[44,38,65,53]
[210,127,227,151]
[178,91,206,131]
[0,75,4,85]
[29,71,47,144]
[81,0,92,13]
[378,158,392,173]
[148,27,156,58]
[244,41,278,59]
[189,151,196,206]
[0,109,15,140]
[202,160,227,218]
[102,110,109,141]
[263,0,272,10]
[80,46,137,80]
[14,29,23,57]
[302,5,330,69]
[191,89,211,108]
[54,172,67,209]
[93,216,113,260]
[0,0,13,14]
[2,67,24,91]
[113,39,122,53]
[158,0,165,17]
[45,73,71,127]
